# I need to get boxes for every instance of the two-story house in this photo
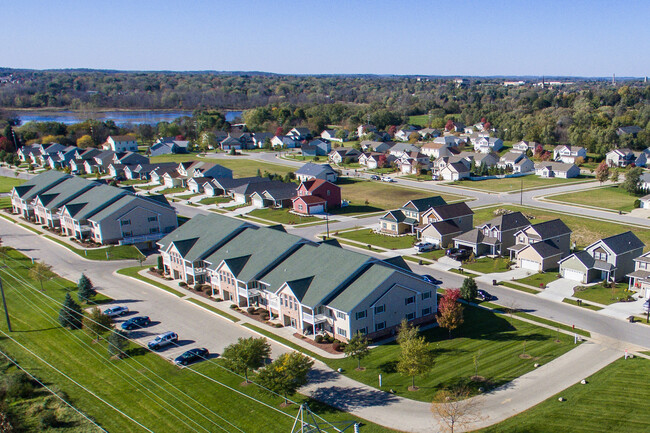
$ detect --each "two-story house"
[553,145,587,164]
[453,211,531,256]
[417,202,475,248]
[288,127,312,141]
[606,148,636,167]
[626,251,650,299]
[379,196,448,235]
[507,219,572,271]
[497,152,535,173]
[292,179,341,215]
[295,163,338,183]
[301,139,332,157]
[149,137,190,156]
[474,137,503,154]
[103,135,138,152]
[328,148,361,164]
[559,232,645,283]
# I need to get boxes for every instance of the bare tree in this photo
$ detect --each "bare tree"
[432,387,482,433]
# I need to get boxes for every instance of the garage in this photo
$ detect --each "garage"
[308,204,324,214]
[422,235,440,246]
[252,196,265,208]
[520,259,540,271]
[562,268,585,282]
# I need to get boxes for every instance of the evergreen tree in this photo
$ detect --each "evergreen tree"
[58,293,83,329]
[107,330,129,358]
[77,273,96,303]
[460,277,478,300]
[157,255,164,271]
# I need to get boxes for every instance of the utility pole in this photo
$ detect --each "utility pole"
[325,213,330,239]
[0,277,12,332]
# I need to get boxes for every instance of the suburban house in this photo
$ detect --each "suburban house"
[43,146,80,169]
[270,135,299,149]
[149,137,190,156]
[512,141,537,153]
[395,128,420,142]
[103,135,138,152]
[434,136,463,147]
[69,148,102,173]
[417,203,475,248]
[328,147,361,164]
[439,161,471,181]
[474,137,503,153]
[453,211,531,256]
[203,176,270,197]
[149,166,178,185]
[360,140,393,154]
[176,161,233,185]
[396,152,431,175]
[252,132,274,148]
[31,143,68,166]
[497,152,534,173]
[358,152,395,169]
[249,182,299,208]
[295,163,338,182]
[389,142,420,156]
[553,145,587,164]
[301,139,331,156]
[472,152,499,168]
[535,162,580,178]
[639,193,650,209]
[83,150,116,174]
[606,148,638,167]
[12,171,177,248]
[418,128,441,140]
[321,129,344,143]
[288,127,312,141]
[123,162,177,180]
[433,155,472,174]
[357,124,378,137]
[220,136,245,151]
[17,144,41,162]
[292,179,341,215]
[379,196,448,235]
[626,251,650,299]
[507,219,572,272]
[420,142,457,159]
[158,213,437,342]
[559,232,645,283]
[230,180,292,204]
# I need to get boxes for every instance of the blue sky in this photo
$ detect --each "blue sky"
[4,0,648,77]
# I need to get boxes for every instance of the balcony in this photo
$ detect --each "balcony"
[118,232,166,245]
[303,313,329,325]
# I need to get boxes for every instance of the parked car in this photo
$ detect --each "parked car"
[148,332,178,350]
[381,176,395,182]
[174,348,209,366]
[120,316,151,330]
[422,274,443,285]
[447,248,471,261]
[477,289,493,301]
[370,174,380,180]
[103,306,129,318]
[414,242,434,253]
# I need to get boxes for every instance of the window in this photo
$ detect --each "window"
[149,227,159,234]
[358,327,368,335]
[148,216,157,222]
[327,190,331,196]
[405,296,415,305]
[336,311,346,319]
[421,291,431,300]
[422,307,431,316]
[375,322,386,331]
[374,305,385,314]
[120,219,131,226]
[406,312,415,321]
[355,310,367,320]
[337,328,347,338]
[298,204,303,211]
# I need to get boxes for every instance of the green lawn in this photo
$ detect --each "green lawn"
[562,298,604,311]
[416,249,447,261]
[43,235,145,261]
[118,179,147,186]
[336,229,416,250]
[472,205,650,250]
[325,306,576,402]
[0,175,25,192]
[462,257,511,273]
[573,283,631,305]
[158,186,187,195]
[198,196,233,205]
[135,183,161,190]
[215,159,295,178]
[0,196,11,209]
[547,185,639,212]
[480,357,650,433]
[0,249,392,433]
[174,193,199,200]
[516,270,560,288]
[499,281,541,294]
[116,265,185,297]
[338,178,467,212]
[247,208,320,225]
[450,175,595,192]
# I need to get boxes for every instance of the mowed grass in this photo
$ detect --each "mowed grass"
[0,250,394,433]
[42,235,145,261]
[0,175,25,192]
[337,229,416,249]
[325,306,576,402]
[573,282,630,305]
[338,178,466,211]
[247,208,320,225]
[547,185,639,212]
[462,257,511,273]
[216,159,295,178]
[516,270,560,288]
[472,205,650,250]
[198,196,233,205]
[451,175,595,192]
[479,357,650,433]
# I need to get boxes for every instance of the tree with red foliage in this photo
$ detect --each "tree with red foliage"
[534,144,544,157]
[595,161,610,184]
[540,151,551,161]
[483,122,491,131]
[480,117,487,124]
[376,154,387,168]
[275,127,284,136]
[175,134,185,141]
[387,125,397,136]
[438,289,464,338]
[445,120,455,131]
[0,136,14,153]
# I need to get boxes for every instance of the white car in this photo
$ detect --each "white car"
[103,306,129,318]
[414,242,434,252]
[148,332,178,350]
[381,176,395,183]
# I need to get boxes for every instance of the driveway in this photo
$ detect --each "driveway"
[537,278,582,302]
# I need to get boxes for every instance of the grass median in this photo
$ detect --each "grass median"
[43,235,145,261]
[116,266,185,297]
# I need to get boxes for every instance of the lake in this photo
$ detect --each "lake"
[14,110,243,125]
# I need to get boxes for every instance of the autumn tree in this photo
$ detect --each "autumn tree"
[83,307,113,342]
[76,134,94,148]
[256,352,314,404]
[221,337,271,382]
[445,119,455,131]
[431,386,481,433]
[595,161,610,184]
[396,319,432,390]
[29,261,55,291]
[438,289,464,338]
[344,332,370,369]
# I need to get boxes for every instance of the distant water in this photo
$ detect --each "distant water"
[15,110,243,125]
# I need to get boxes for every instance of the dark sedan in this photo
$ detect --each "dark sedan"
[422,274,443,285]
[174,348,209,366]
[120,316,151,330]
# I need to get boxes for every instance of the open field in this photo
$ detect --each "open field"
[247,208,320,225]
[0,175,25,192]
[0,249,394,433]
[336,229,416,249]
[480,357,650,433]
[472,205,650,249]
[546,185,639,212]
[450,175,595,192]
[42,235,145,261]
[338,178,467,211]
[462,257,511,273]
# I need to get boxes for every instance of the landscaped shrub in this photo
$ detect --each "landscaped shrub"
[215,298,223,302]
[332,340,341,351]
[315,335,324,344]
[634,199,641,208]
[178,282,187,287]
[193,284,202,292]
[274,323,282,328]
[149,267,156,272]
[247,306,256,314]
[260,313,269,320]
[229,304,238,309]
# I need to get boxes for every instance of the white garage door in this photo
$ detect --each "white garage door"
[252,197,265,208]
[520,259,540,271]
[309,204,324,214]
[563,268,585,282]
[422,236,440,246]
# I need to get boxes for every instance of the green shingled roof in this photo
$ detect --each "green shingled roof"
[61,185,126,220]
[34,177,98,210]
[326,263,396,311]
[13,171,70,201]
[204,226,305,282]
